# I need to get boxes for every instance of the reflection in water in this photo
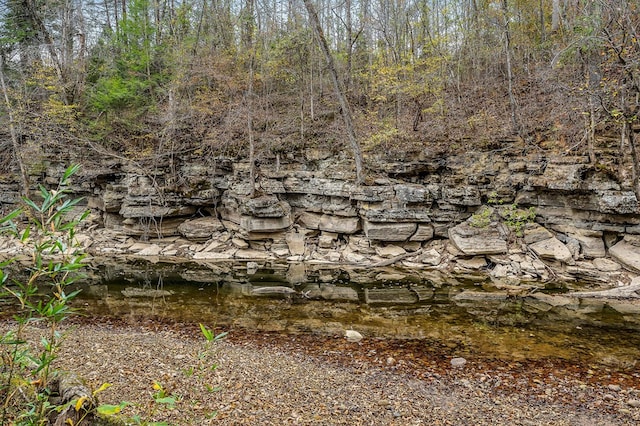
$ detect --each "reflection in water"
[71,261,640,370]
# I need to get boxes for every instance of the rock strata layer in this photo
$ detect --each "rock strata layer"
[4,151,640,291]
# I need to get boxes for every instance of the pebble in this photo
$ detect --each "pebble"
[345,329,363,343]
[451,357,467,368]
[608,384,622,392]
[626,399,640,408]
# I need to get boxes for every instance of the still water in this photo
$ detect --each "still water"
[72,260,640,370]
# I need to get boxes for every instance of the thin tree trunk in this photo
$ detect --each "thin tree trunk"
[245,0,256,197]
[630,128,640,201]
[303,0,364,184]
[502,0,519,134]
[248,56,256,197]
[551,0,561,32]
[0,56,30,197]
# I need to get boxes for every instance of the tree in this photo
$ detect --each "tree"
[0,55,29,196]
[303,0,365,185]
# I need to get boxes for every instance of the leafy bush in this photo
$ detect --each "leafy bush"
[0,164,90,424]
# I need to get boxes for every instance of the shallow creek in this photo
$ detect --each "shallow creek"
[63,260,640,372]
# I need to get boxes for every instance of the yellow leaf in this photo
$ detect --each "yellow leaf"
[75,396,87,411]
[93,382,112,396]
[152,381,162,391]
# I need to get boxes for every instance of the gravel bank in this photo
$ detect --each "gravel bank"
[6,319,640,425]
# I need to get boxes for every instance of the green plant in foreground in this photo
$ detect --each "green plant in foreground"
[0,164,89,425]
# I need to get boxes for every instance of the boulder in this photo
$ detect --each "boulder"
[609,240,640,273]
[529,237,573,263]
[409,224,435,241]
[572,234,606,258]
[592,258,622,272]
[318,232,338,249]
[523,224,553,245]
[448,222,508,255]
[419,248,442,266]
[299,212,360,234]
[363,221,417,241]
[457,256,487,270]
[240,195,290,218]
[177,217,225,241]
[136,244,162,256]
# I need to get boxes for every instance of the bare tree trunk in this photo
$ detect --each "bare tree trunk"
[303,0,364,185]
[551,0,561,32]
[248,56,256,197]
[245,0,256,197]
[0,56,30,198]
[502,0,519,134]
[630,128,640,201]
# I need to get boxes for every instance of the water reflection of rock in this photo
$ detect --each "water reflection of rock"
[453,290,640,329]
[76,259,640,337]
[67,260,640,369]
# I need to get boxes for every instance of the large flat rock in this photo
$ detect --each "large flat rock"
[177,217,225,241]
[363,221,417,241]
[239,215,292,232]
[529,237,573,263]
[609,240,640,273]
[448,222,508,255]
[298,212,360,234]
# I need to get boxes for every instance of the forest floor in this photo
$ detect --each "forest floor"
[7,317,640,425]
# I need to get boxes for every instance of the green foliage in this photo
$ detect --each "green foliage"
[469,206,494,228]
[500,204,537,237]
[87,0,169,114]
[0,164,89,425]
[469,202,536,237]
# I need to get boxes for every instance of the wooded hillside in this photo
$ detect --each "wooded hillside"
[0,1,639,189]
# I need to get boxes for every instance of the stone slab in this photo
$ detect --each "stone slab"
[529,237,573,263]
[363,221,417,241]
[609,240,640,273]
[448,222,508,255]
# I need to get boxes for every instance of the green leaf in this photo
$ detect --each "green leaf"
[0,208,22,224]
[199,323,214,341]
[154,396,177,406]
[22,197,42,214]
[96,402,128,416]
[62,164,81,184]
[20,226,30,242]
[214,331,229,341]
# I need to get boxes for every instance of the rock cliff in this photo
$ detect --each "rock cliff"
[3,147,640,288]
